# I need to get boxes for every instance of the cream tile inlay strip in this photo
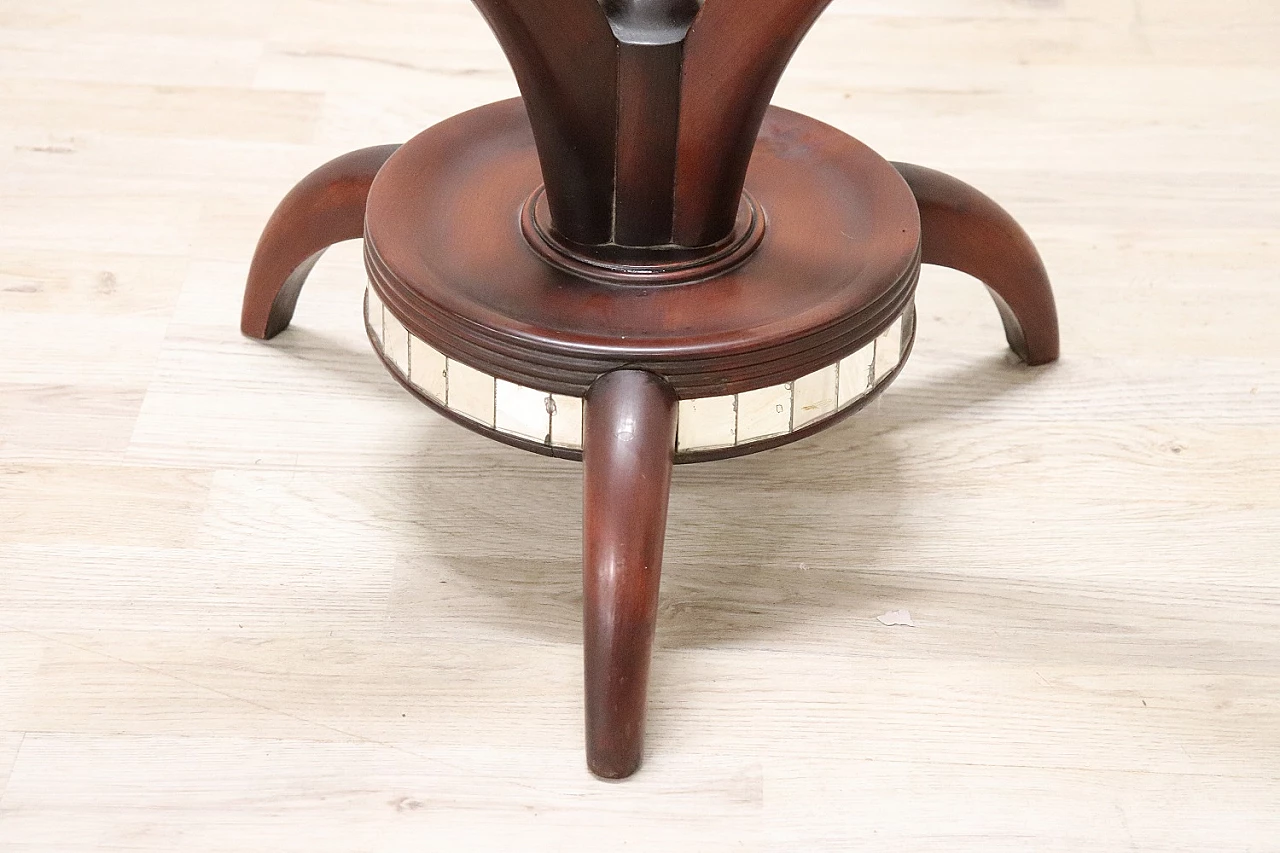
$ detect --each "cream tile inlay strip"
[366,288,909,455]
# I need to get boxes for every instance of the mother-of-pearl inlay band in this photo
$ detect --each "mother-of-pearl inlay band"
[366,287,909,455]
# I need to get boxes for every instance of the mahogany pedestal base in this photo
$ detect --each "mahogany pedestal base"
[242,99,1058,779]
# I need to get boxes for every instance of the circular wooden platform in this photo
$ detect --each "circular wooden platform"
[364,98,922,403]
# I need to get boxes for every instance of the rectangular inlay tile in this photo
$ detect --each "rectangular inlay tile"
[838,342,875,408]
[408,335,447,403]
[548,393,583,450]
[382,306,410,374]
[446,359,495,427]
[495,379,551,444]
[792,364,838,429]
[365,288,384,345]
[677,395,736,452]
[736,383,792,443]
[875,318,904,382]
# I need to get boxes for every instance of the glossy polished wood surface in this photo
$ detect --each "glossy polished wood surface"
[469,0,617,244]
[675,0,833,245]
[3,0,1278,846]
[582,370,679,778]
[894,162,1060,365]
[365,100,920,398]
[242,144,397,339]
[291,0,933,781]
[472,0,844,251]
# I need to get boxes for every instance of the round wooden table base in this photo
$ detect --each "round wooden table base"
[242,101,1058,780]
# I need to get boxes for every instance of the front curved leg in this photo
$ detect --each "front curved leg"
[582,370,679,779]
[242,144,399,339]
[893,162,1060,365]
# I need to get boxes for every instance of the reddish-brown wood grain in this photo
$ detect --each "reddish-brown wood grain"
[894,162,1060,365]
[243,0,1060,782]
[364,100,921,399]
[241,145,398,339]
[582,369,679,779]
[468,0,618,245]
[674,0,833,245]
[470,0,837,252]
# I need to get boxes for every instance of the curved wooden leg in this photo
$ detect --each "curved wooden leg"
[893,162,1060,365]
[242,144,399,339]
[582,370,679,779]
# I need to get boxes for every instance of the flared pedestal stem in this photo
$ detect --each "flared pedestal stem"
[469,0,834,249]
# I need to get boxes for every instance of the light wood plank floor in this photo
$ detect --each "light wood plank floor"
[1,1,1278,849]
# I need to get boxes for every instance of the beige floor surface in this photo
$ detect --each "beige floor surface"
[1,0,1278,850]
